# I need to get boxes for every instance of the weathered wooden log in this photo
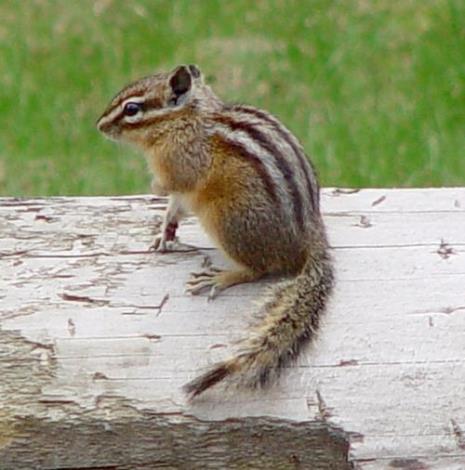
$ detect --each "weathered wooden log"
[1,189,464,469]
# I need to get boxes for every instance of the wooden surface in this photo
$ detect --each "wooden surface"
[1,188,464,469]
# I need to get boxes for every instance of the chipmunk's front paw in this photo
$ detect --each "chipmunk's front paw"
[150,219,179,252]
[150,234,180,252]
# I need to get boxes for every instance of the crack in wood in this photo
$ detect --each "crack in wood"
[316,389,332,421]
[209,343,227,349]
[0,200,49,207]
[409,306,465,316]
[19,206,43,212]
[120,294,170,316]
[93,372,109,381]
[121,246,200,255]
[440,306,465,315]
[34,214,56,222]
[25,252,112,258]
[38,398,80,406]
[371,195,386,207]
[338,359,359,367]
[19,338,55,353]
[155,293,169,317]
[437,239,456,259]
[0,250,30,258]
[56,466,117,469]
[335,242,465,250]
[388,458,430,469]
[450,418,465,450]
[331,188,361,196]
[142,334,162,341]
[67,318,76,337]
[61,293,110,306]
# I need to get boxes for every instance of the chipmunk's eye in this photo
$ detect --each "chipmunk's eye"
[123,102,143,117]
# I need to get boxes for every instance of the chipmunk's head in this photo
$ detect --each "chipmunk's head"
[96,64,205,143]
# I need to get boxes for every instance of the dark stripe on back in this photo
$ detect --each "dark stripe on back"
[213,133,279,205]
[231,105,320,213]
[212,113,304,231]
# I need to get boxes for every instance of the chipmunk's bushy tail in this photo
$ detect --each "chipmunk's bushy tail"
[183,244,334,398]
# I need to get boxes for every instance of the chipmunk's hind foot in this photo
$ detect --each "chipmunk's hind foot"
[186,267,261,300]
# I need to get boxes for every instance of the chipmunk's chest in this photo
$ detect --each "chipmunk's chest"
[144,140,192,192]
[145,141,170,183]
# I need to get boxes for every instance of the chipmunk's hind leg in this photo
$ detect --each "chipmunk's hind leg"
[186,267,263,300]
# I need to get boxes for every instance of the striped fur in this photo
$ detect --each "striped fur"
[228,104,320,213]
[211,113,305,231]
[211,133,280,205]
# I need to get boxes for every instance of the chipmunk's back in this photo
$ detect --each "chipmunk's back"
[206,103,320,225]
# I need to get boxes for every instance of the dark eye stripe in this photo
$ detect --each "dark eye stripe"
[111,91,145,113]
[106,95,163,122]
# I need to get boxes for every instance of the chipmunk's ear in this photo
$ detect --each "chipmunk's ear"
[188,64,201,79]
[169,65,192,98]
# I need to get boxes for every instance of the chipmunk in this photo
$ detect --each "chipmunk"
[97,64,334,397]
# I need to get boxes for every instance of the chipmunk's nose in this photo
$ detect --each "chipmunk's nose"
[96,113,113,135]
[96,115,106,132]
[95,116,118,141]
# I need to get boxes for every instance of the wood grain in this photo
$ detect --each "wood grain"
[1,189,464,469]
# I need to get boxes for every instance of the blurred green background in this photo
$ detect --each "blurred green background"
[1,0,464,196]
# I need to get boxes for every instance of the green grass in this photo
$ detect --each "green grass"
[1,0,464,195]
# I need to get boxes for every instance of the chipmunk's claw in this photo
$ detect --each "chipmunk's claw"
[185,267,225,299]
[207,284,222,301]
[185,267,257,299]
[150,235,180,252]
